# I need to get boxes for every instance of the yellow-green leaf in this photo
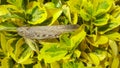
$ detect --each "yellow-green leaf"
[11,38,33,63]
[72,13,78,24]
[33,62,42,68]
[38,42,67,63]
[98,19,120,34]
[27,1,47,25]
[106,32,120,41]
[6,38,17,56]
[0,33,7,54]
[109,40,118,57]
[7,0,23,9]
[67,0,83,13]
[0,5,9,16]
[25,38,39,54]
[50,62,60,68]
[70,25,86,47]
[62,5,71,23]
[20,58,35,64]
[89,53,100,65]
[95,35,108,45]
[74,49,81,58]
[111,57,119,68]
[95,50,107,61]
[94,14,109,26]
[49,9,62,25]
[1,57,14,68]
[79,9,91,21]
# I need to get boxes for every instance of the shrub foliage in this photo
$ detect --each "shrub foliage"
[0,0,120,68]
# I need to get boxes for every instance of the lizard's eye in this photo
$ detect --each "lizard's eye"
[17,27,26,36]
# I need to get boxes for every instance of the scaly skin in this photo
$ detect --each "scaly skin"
[17,25,79,39]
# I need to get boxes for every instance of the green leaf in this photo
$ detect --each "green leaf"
[25,38,39,54]
[44,2,56,9]
[94,0,113,16]
[89,53,100,66]
[87,35,108,47]
[95,50,107,61]
[70,25,86,48]
[49,9,62,25]
[0,33,7,54]
[7,0,23,9]
[95,35,108,45]
[52,0,62,8]
[1,57,14,68]
[62,61,85,68]
[0,22,17,31]
[33,62,42,68]
[109,40,118,57]
[98,19,120,34]
[72,13,78,24]
[74,49,81,58]
[82,1,94,16]
[60,33,71,48]
[11,38,33,63]
[6,38,17,56]
[0,5,9,16]
[50,62,60,68]
[79,9,91,21]
[67,0,83,13]
[27,1,47,25]
[38,42,67,63]
[106,32,120,41]
[94,14,109,26]
[111,57,119,68]
[20,58,35,64]
[62,5,71,23]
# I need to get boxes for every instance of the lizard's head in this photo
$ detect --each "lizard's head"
[17,27,29,37]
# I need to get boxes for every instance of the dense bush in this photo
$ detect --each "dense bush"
[0,0,120,68]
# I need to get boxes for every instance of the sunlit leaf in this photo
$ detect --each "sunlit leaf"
[1,57,14,68]
[89,53,100,65]
[0,5,9,16]
[62,5,71,23]
[79,9,91,21]
[44,2,55,9]
[49,9,62,25]
[95,50,107,61]
[94,0,113,16]
[70,25,86,48]
[95,35,108,45]
[67,0,83,13]
[60,33,71,48]
[38,42,67,63]
[25,38,39,54]
[27,1,47,25]
[0,33,7,54]
[52,0,62,8]
[50,62,60,68]
[33,62,42,68]
[7,0,23,9]
[74,49,81,58]
[94,14,109,26]
[20,58,35,64]
[106,32,120,41]
[6,38,17,56]
[72,13,78,24]
[109,40,118,57]
[11,38,33,63]
[111,57,119,68]
[62,61,85,68]
[98,19,120,34]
